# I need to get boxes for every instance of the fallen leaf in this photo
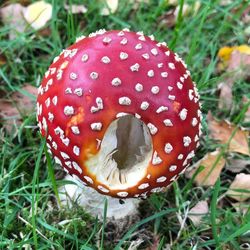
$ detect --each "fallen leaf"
[217,48,250,110]
[129,0,149,9]
[185,150,226,186]
[0,53,7,66]
[64,4,88,14]
[226,173,250,202]
[207,112,250,156]
[225,156,250,173]
[174,2,201,19]
[218,81,233,110]
[0,3,26,40]
[242,5,250,24]
[23,1,52,30]
[158,9,176,28]
[100,0,118,16]
[242,96,250,123]
[167,0,178,6]
[0,84,37,133]
[231,202,249,215]
[188,201,209,226]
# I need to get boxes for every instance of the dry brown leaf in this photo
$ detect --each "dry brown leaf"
[0,84,37,133]
[207,112,250,156]
[226,173,250,202]
[185,150,226,186]
[188,200,209,226]
[64,4,88,14]
[0,53,7,66]
[0,3,26,40]
[225,156,250,173]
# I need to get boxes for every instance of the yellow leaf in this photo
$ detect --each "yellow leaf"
[23,1,52,30]
[218,45,250,62]
[185,150,226,186]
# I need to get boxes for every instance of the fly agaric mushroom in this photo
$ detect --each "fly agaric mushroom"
[37,29,202,200]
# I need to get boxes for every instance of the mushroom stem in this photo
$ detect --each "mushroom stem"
[58,174,140,219]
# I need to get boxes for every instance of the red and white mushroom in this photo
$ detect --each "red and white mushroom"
[37,29,202,199]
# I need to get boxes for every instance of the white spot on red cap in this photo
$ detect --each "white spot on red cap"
[147,123,158,135]
[120,37,128,45]
[151,48,158,56]
[157,176,167,183]
[54,156,62,165]
[138,183,149,189]
[65,88,72,94]
[140,101,149,110]
[158,63,163,68]
[74,88,83,96]
[73,146,80,156]
[119,97,131,106]
[152,151,162,165]
[61,151,70,159]
[142,53,150,60]
[151,187,164,193]
[135,43,142,50]
[161,72,168,78]
[98,185,109,193]
[183,136,192,147]
[52,141,57,149]
[117,191,128,197]
[101,56,111,64]
[168,95,176,101]
[70,72,78,80]
[168,63,175,70]
[156,106,168,113]
[103,37,111,44]
[90,72,99,80]
[64,106,74,116]
[169,165,177,172]
[120,52,128,60]
[90,122,102,131]
[135,83,143,92]
[130,63,140,72]
[178,154,183,160]
[163,119,173,126]
[72,161,82,174]
[192,117,198,127]
[71,126,80,135]
[179,108,188,120]
[81,54,89,62]
[164,143,173,154]
[111,77,122,86]
[45,97,50,107]
[177,82,183,89]
[165,51,170,56]
[151,86,160,94]
[48,112,54,122]
[84,175,93,184]
[147,70,154,77]
[52,96,58,105]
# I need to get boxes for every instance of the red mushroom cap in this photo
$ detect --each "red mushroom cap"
[37,29,202,199]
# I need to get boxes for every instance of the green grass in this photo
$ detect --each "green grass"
[1,0,250,249]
